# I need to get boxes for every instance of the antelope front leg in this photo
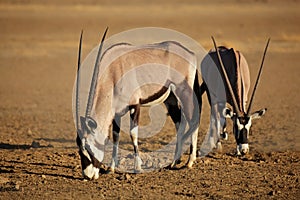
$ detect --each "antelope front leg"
[165,97,185,168]
[130,105,143,173]
[108,115,121,173]
[216,103,228,152]
[171,111,187,168]
[210,104,221,151]
[187,126,199,168]
[204,111,217,153]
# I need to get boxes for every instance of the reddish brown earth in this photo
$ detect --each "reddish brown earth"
[0,0,299,199]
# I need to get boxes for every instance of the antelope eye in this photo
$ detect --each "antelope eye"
[88,120,97,129]
[86,117,97,129]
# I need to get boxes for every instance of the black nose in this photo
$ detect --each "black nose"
[241,149,247,155]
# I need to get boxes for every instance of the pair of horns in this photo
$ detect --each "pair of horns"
[76,27,109,130]
[211,37,270,117]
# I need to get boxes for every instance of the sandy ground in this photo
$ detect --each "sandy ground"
[0,0,299,199]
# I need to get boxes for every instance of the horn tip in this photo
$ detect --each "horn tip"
[101,27,109,43]
[104,26,109,35]
[266,38,271,47]
[211,36,216,42]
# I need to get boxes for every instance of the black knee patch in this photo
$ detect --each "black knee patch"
[168,105,181,124]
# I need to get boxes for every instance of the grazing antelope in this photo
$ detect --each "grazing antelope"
[75,28,202,179]
[200,37,270,155]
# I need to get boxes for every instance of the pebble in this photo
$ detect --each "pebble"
[125,174,131,180]
[116,174,131,181]
[31,141,40,148]
[27,129,33,135]
[268,190,276,196]
[203,159,210,164]
[288,171,295,176]
[116,175,123,181]
[13,181,21,191]
[73,165,80,170]
[14,184,20,191]
[41,175,46,179]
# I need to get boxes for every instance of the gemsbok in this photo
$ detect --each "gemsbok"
[200,37,270,156]
[75,28,202,179]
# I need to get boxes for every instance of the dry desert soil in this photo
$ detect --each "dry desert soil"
[0,0,299,199]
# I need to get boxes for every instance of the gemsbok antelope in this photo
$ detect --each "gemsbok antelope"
[200,37,270,156]
[75,28,202,179]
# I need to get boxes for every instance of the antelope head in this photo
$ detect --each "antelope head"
[75,28,108,179]
[211,37,270,155]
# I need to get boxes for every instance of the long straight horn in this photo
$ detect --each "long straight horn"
[247,38,270,116]
[76,30,83,130]
[211,36,242,117]
[85,27,109,117]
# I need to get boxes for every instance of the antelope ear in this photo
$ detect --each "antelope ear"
[76,134,82,147]
[251,108,267,119]
[223,107,234,118]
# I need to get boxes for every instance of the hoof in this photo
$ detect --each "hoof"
[165,159,182,169]
[216,142,222,153]
[186,156,196,168]
[164,164,173,170]
[172,159,181,167]
[186,162,194,169]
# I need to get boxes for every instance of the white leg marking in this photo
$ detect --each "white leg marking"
[172,115,187,168]
[130,126,142,171]
[110,131,119,171]
[110,150,117,172]
[187,127,199,168]
[131,126,138,146]
[208,112,217,149]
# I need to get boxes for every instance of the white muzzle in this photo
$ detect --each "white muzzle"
[83,164,100,180]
